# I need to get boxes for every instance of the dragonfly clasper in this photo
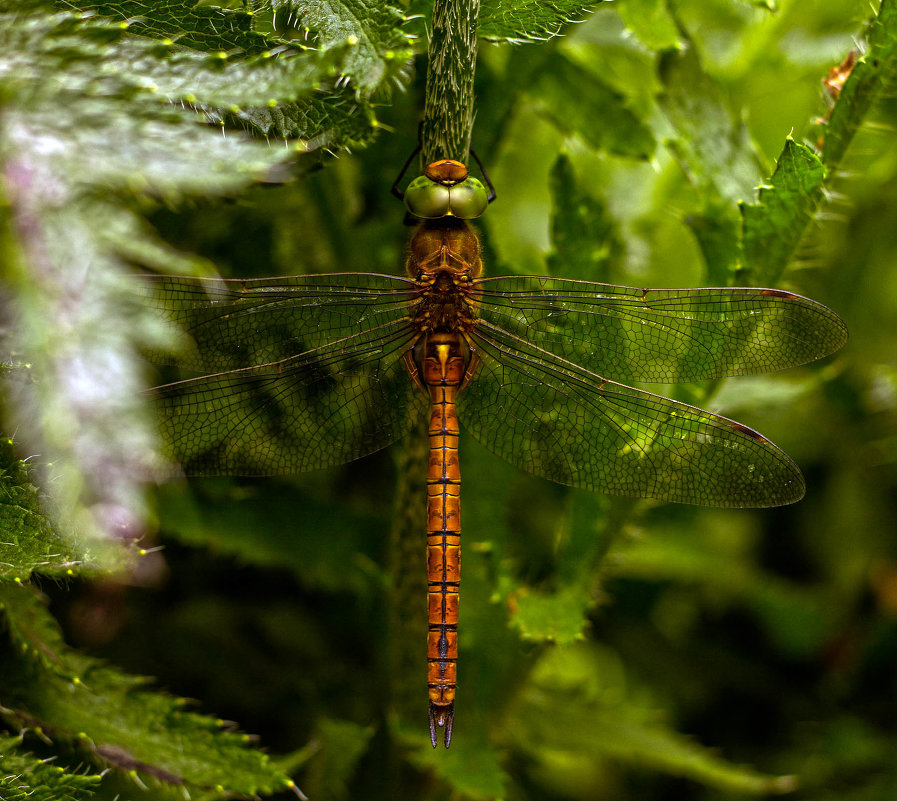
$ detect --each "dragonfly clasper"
[144,158,847,748]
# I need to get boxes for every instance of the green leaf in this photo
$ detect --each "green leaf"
[547,153,621,282]
[509,584,590,644]
[477,0,604,42]
[0,736,100,801]
[509,645,797,794]
[129,40,350,110]
[0,583,296,797]
[408,728,507,799]
[658,36,762,283]
[268,0,415,93]
[61,2,384,148]
[68,0,274,54]
[154,480,385,594]
[0,438,123,579]
[740,138,827,286]
[0,7,305,548]
[616,0,681,51]
[229,90,380,150]
[658,35,760,201]
[298,718,375,800]
[821,0,897,170]
[608,512,836,657]
[532,53,655,158]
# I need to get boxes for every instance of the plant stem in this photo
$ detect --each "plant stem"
[420,0,480,164]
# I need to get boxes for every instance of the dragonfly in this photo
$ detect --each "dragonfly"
[143,157,848,748]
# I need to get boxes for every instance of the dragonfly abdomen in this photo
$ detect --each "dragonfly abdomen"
[419,332,466,748]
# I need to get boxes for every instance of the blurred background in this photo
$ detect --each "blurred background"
[46,0,897,798]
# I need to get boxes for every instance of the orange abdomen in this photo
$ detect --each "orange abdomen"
[420,337,466,748]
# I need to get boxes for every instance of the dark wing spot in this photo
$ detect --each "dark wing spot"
[730,422,768,442]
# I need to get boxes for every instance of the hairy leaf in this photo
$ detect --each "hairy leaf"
[479,0,604,43]
[0,438,120,579]
[229,90,380,150]
[61,1,385,146]
[821,0,897,170]
[268,0,414,92]
[0,7,302,550]
[0,736,99,801]
[68,0,274,54]
[740,139,827,286]
[403,0,603,43]
[0,584,296,797]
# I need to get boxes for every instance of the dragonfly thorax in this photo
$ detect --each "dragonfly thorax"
[406,218,483,280]
[407,219,482,335]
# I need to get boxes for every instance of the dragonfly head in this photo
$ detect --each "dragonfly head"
[404,159,489,221]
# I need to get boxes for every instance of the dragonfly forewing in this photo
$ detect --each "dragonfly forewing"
[140,272,418,373]
[474,277,848,384]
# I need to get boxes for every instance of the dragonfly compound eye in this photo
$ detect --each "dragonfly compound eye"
[405,174,489,220]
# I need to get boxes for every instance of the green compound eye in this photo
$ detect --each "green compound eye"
[404,175,489,220]
[447,177,488,220]
[404,175,452,219]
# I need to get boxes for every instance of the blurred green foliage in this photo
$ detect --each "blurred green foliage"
[1,0,897,799]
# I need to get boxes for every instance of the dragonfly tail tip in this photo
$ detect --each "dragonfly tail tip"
[428,701,455,748]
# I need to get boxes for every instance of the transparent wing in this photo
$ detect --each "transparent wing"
[460,320,805,507]
[473,276,848,383]
[140,272,418,372]
[145,274,426,475]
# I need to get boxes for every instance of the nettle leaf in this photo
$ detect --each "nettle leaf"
[740,138,827,286]
[268,0,415,92]
[70,0,271,54]
[509,645,796,794]
[0,438,122,579]
[509,585,590,644]
[616,0,681,51]
[65,1,391,147]
[532,53,655,158]
[402,0,603,43]
[658,38,762,284]
[118,39,350,110]
[0,7,306,551]
[547,153,621,283]
[478,0,604,43]
[0,584,296,798]
[154,480,384,594]
[608,514,835,657]
[821,0,897,170]
[409,728,507,800]
[0,736,99,801]
[297,718,375,799]
[230,90,380,149]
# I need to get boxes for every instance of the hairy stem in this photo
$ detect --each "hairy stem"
[420,0,480,164]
